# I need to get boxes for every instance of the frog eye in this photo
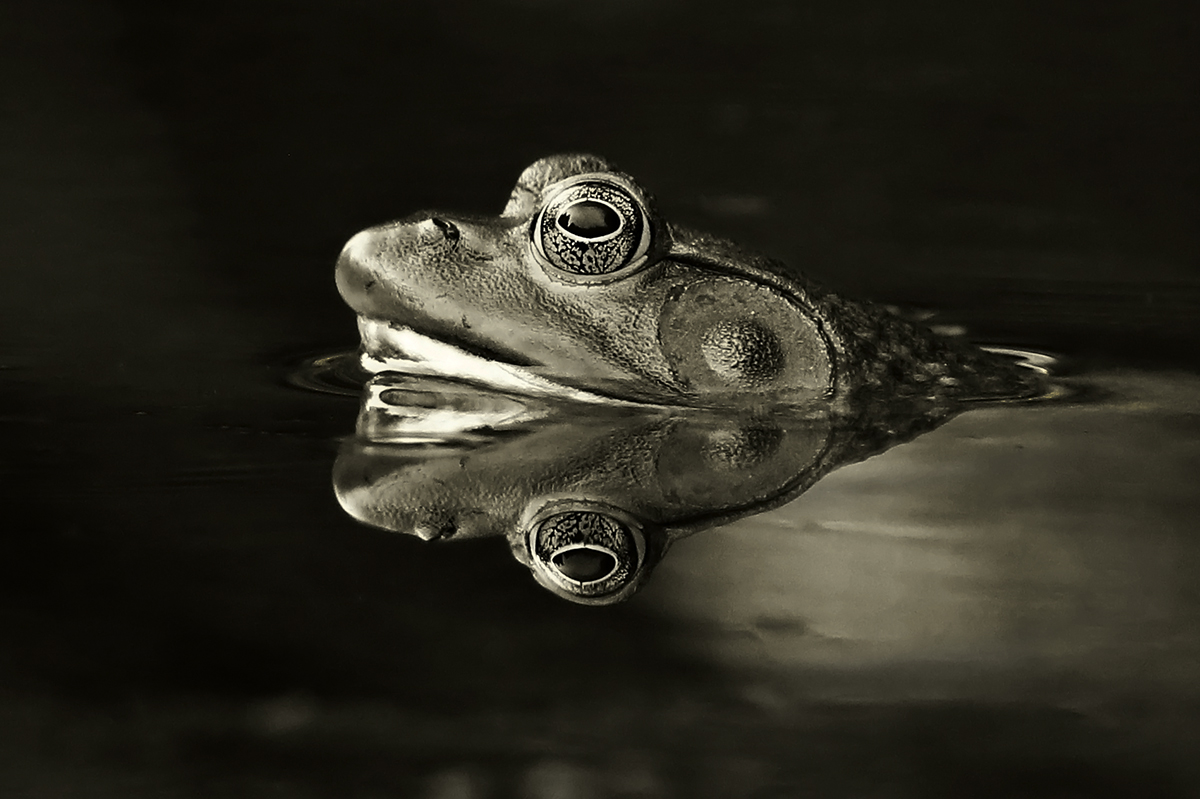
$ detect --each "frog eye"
[532,178,652,280]
[525,505,646,602]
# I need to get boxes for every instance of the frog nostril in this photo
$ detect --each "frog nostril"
[429,217,460,246]
[413,520,457,541]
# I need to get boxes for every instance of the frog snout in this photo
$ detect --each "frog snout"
[334,226,386,317]
[335,218,435,317]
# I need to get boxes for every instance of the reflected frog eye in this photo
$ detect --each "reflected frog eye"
[532,178,652,280]
[525,505,646,602]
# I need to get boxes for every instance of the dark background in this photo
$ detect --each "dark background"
[1,1,1197,796]
[118,0,1200,365]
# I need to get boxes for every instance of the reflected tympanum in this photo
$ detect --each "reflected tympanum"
[334,375,981,604]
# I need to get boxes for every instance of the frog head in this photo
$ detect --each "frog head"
[335,154,836,406]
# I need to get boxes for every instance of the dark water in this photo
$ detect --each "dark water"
[3,1,1198,796]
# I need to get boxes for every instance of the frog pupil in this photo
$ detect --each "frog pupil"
[557,201,621,239]
[552,548,617,582]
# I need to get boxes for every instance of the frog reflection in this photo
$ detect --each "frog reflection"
[334,376,963,604]
[336,154,1039,408]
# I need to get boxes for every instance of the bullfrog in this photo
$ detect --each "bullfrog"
[336,154,1039,407]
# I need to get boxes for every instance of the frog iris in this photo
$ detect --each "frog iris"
[532,177,652,279]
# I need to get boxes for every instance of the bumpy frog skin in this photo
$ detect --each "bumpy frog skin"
[336,154,1035,406]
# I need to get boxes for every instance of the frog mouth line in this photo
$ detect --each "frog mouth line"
[356,317,641,406]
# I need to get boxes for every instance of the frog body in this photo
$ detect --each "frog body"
[336,154,1037,407]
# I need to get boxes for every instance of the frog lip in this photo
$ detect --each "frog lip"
[356,318,641,406]
[396,316,540,369]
